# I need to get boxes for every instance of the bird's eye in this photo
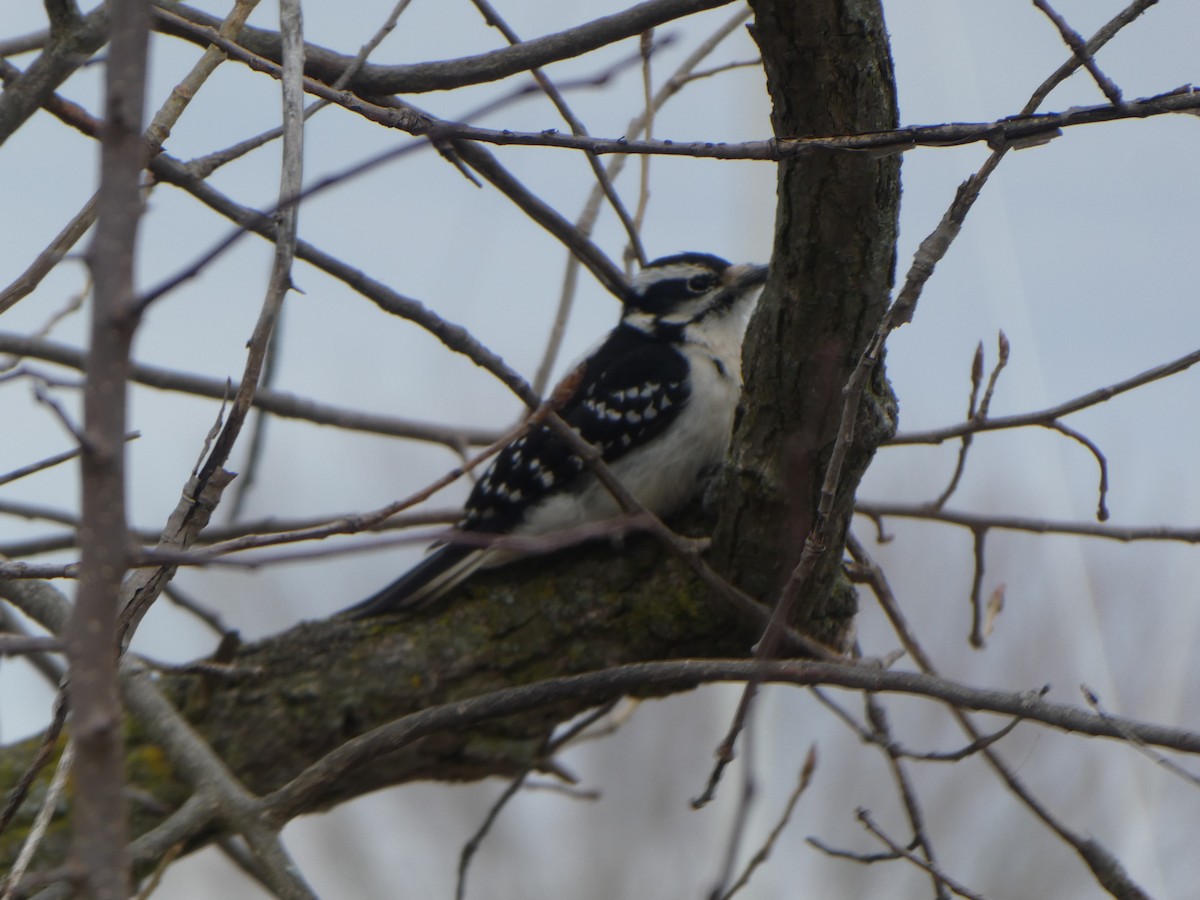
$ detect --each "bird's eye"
[687,273,716,293]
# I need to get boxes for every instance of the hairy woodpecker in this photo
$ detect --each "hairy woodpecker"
[347,252,768,617]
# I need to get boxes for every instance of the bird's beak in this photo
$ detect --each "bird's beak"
[726,262,769,290]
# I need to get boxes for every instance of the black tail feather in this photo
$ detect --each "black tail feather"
[344,543,479,618]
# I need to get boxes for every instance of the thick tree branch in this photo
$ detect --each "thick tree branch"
[152,0,737,94]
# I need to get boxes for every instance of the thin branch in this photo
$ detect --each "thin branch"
[531,7,752,396]
[856,808,985,900]
[456,700,618,900]
[467,0,646,267]
[0,28,51,56]
[153,0,738,94]
[0,499,458,560]
[1026,0,1158,109]
[0,634,62,655]
[1082,685,1200,788]
[0,741,73,900]
[456,773,529,900]
[707,715,757,900]
[631,29,655,271]
[930,342,984,511]
[1039,419,1109,521]
[0,604,63,684]
[889,334,1200,529]
[120,659,319,899]
[0,694,67,842]
[0,431,138,488]
[117,0,308,647]
[0,191,95,315]
[864,693,951,899]
[0,331,498,447]
[717,746,817,900]
[931,333,1008,511]
[848,528,1152,899]
[855,502,1200,544]
[1031,0,1125,106]
[332,85,1200,159]
[806,836,897,865]
[967,527,988,649]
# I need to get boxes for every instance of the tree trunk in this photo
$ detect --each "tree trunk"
[712,0,900,645]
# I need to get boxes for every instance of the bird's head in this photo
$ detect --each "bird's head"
[623,252,768,338]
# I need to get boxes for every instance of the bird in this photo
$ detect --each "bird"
[346,251,768,617]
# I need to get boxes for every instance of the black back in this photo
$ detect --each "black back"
[464,324,689,533]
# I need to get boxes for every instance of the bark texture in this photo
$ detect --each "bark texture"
[1,537,752,872]
[712,0,900,645]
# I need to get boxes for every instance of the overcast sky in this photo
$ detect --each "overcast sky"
[2,2,1199,897]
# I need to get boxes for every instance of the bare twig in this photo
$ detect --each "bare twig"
[864,694,951,899]
[893,344,1200,448]
[931,333,1008,510]
[855,502,1200,544]
[1039,419,1109,521]
[153,0,738,94]
[1082,685,1200,788]
[856,808,985,900]
[0,0,260,314]
[0,603,63,684]
[0,740,73,900]
[1032,0,1125,106]
[0,28,50,56]
[812,686,1023,762]
[708,716,757,900]
[0,694,67,842]
[631,29,655,271]
[117,0,307,647]
[717,746,817,900]
[0,331,498,447]
[467,0,647,267]
[456,700,618,900]
[1026,0,1158,109]
[0,634,62,655]
[848,530,1152,899]
[0,431,137,488]
[456,773,530,900]
[967,527,988,649]
[531,7,752,396]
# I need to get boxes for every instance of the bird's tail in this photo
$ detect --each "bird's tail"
[343,544,489,618]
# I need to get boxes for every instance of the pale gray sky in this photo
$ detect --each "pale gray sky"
[2,2,1198,897]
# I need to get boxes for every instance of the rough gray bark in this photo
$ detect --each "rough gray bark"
[712,0,900,645]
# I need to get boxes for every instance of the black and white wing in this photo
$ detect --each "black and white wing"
[346,327,690,617]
